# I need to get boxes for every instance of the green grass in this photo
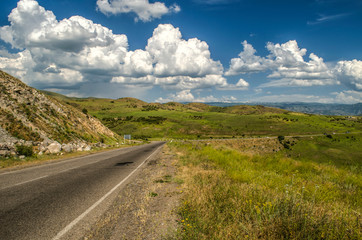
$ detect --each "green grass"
[42,93,362,140]
[171,134,361,239]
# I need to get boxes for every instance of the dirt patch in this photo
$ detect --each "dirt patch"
[83,145,181,240]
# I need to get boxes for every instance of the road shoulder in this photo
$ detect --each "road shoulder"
[83,144,181,240]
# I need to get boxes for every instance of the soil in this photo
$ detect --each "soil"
[82,145,181,240]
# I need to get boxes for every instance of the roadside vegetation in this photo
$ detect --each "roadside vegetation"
[0,142,144,169]
[171,134,361,239]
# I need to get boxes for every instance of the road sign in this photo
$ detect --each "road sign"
[124,135,131,140]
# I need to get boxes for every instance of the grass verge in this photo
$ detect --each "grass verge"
[171,134,361,239]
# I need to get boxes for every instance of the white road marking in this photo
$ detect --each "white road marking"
[0,175,49,190]
[51,144,163,240]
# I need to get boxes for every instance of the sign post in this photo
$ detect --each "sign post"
[124,134,131,144]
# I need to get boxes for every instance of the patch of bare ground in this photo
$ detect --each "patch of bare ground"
[83,145,181,240]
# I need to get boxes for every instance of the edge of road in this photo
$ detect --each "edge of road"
[52,142,165,240]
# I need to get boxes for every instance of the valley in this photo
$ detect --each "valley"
[43,91,362,140]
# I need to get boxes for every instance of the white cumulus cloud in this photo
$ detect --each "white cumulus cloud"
[0,0,129,86]
[217,78,249,90]
[225,40,270,75]
[96,0,180,22]
[155,90,237,103]
[334,60,362,90]
[146,24,223,78]
[0,0,226,92]
[112,24,227,90]
[333,90,362,104]
[227,40,338,88]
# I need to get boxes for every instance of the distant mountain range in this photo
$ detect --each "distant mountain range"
[206,102,362,116]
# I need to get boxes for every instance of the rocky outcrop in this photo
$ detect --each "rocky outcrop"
[46,142,62,154]
[0,70,119,158]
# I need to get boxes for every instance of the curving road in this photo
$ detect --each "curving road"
[0,142,165,240]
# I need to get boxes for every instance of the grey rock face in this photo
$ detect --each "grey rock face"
[61,143,73,153]
[46,142,62,154]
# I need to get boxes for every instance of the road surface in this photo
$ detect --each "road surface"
[0,142,164,240]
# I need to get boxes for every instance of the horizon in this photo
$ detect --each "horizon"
[1,0,362,104]
[41,86,361,106]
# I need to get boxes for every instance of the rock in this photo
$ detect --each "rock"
[39,139,51,152]
[83,145,91,151]
[76,142,88,152]
[62,143,74,153]
[0,150,8,156]
[19,155,25,159]
[62,144,73,153]
[47,142,62,154]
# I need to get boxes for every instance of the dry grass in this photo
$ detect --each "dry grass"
[171,135,361,239]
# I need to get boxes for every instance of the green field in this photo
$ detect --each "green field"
[171,134,361,239]
[43,92,362,140]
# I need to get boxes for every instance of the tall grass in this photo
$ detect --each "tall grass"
[172,135,361,239]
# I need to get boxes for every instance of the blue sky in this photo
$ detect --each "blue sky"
[0,0,361,103]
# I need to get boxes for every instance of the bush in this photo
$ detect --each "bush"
[16,145,33,157]
[82,108,88,114]
[278,135,285,142]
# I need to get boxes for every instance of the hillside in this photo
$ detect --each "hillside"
[0,71,119,157]
[42,92,362,140]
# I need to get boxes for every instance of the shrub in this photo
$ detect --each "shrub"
[16,145,33,157]
[82,108,88,114]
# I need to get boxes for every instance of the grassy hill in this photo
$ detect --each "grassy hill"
[42,92,362,140]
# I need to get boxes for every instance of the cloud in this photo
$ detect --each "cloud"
[0,0,129,86]
[96,0,180,22]
[227,40,338,88]
[334,60,362,90]
[251,94,334,103]
[217,78,249,90]
[0,1,226,92]
[112,74,228,90]
[307,13,350,25]
[333,90,362,104]
[112,24,227,90]
[225,41,270,75]
[155,90,237,103]
[146,24,223,78]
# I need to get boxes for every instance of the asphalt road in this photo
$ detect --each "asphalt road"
[0,141,165,240]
